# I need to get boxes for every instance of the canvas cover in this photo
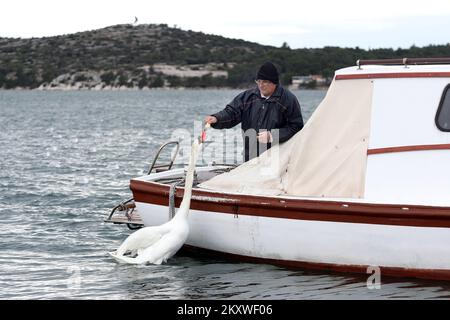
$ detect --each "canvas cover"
[199,79,374,198]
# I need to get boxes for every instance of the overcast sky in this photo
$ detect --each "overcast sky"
[1,0,450,49]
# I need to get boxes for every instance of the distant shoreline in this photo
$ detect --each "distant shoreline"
[0,85,329,91]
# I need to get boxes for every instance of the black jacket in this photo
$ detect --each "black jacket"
[212,85,303,161]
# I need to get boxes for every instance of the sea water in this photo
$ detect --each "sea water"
[1,89,449,299]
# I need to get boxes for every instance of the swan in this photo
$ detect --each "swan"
[109,137,202,264]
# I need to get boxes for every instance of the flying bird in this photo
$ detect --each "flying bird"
[109,137,203,264]
[134,16,138,24]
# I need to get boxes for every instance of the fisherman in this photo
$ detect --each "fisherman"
[204,61,303,162]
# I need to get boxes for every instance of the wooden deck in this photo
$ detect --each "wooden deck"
[104,210,144,225]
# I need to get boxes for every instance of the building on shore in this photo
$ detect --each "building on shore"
[290,75,328,89]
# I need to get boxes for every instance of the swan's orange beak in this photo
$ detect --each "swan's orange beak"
[199,123,210,144]
[201,130,207,143]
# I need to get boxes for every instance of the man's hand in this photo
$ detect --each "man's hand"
[204,116,218,124]
[257,131,272,143]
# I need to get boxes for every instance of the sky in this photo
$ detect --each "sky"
[1,0,450,49]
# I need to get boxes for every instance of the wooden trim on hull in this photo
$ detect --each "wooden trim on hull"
[336,72,450,80]
[182,245,450,281]
[368,144,450,155]
[131,180,450,228]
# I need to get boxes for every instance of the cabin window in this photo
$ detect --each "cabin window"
[436,84,450,132]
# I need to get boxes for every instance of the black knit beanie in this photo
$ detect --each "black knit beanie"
[256,61,279,84]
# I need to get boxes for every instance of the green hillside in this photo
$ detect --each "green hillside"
[1,23,450,89]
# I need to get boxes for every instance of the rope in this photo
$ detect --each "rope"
[168,179,184,219]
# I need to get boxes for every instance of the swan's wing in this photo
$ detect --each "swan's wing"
[143,229,189,264]
[111,229,189,265]
[115,226,165,256]
[136,227,164,248]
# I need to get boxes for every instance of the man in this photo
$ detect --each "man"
[204,61,304,161]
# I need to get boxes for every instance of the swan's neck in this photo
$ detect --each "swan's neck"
[174,142,199,218]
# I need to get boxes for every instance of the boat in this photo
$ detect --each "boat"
[106,57,450,281]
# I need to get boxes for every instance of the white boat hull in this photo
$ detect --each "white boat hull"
[136,200,450,279]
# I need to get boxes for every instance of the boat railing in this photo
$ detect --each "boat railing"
[356,57,450,69]
[147,141,180,174]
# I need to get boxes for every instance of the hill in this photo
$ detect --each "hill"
[1,23,450,89]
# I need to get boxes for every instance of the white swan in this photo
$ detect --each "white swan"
[109,138,201,264]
